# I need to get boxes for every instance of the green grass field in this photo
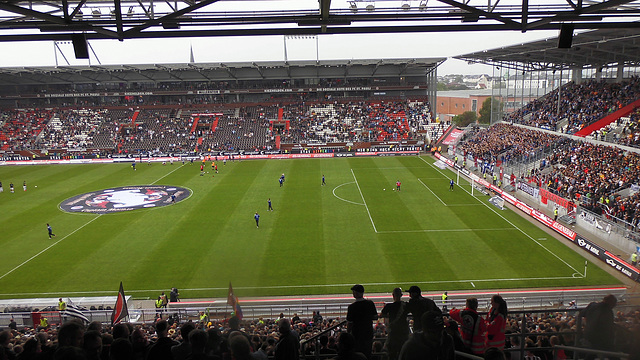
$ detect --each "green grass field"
[0,156,620,300]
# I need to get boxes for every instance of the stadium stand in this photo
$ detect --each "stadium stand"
[506,77,640,134]
[0,293,638,360]
[0,99,437,155]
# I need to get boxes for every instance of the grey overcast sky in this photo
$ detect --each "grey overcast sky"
[0,0,562,74]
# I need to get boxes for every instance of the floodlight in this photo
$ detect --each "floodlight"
[401,3,411,11]
[366,4,375,11]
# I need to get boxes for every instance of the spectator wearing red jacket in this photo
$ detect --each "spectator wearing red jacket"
[486,295,508,350]
[448,298,486,356]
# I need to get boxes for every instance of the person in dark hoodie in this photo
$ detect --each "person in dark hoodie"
[398,311,455,360]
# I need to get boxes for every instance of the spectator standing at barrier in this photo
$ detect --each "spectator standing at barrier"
[580,294,617,358]
[160,292,168,311]
[406,286,441,332]
[485,295,507,350]
[274,318,299,360]
[155,296,163,318]
[347,284,378,360]
[441,292,448,312]
[380,287,410,360]
[632,252,638,267]
[8,318,16,331]
[58,298,66,311]
[170,287,180,302]
[398,311,455,360]
[448,298,486,356]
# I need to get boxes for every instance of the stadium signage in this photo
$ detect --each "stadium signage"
[41,92,103,98]
[264,88,293,93]
[603,251,638,278]
[60,185,190,213]
[315,87,372,92]
[577,238,600,256]
[517,182,540,198]
[551,222,576,240]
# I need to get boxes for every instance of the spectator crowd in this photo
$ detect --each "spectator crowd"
[1,287,638,360]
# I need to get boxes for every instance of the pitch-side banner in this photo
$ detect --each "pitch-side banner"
[441,129,464,145]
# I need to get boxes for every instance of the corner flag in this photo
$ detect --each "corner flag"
[227,282,243,320]
[111,282,129,325]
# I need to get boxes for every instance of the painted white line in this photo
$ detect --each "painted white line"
[353,167,427,170]
[418,178,446,206]
[0,215,103,281]
[418,156,582,276]
[377,228,518,234]
[0,274,585,297]
[3,164,188,282]
[446,204,485,207]
[151,163,185,185]
[332,182,365,206]
[351,168,377,233]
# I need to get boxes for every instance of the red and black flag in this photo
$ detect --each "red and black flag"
[227,282,243,320]
[111,281,129,325]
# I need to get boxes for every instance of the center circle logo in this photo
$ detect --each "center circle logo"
[59,185,191,213]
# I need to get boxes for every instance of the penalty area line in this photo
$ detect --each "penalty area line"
[418,178,446,206]
[350,169,377,233]
[417,156,583,277]
[0,215,103,281]
[377,227,518,234]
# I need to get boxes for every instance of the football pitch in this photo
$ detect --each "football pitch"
[0,156,620,300]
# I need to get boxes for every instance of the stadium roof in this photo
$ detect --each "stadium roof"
[454,27,640,71]
[0,58,445,86]
[0,0,638,42]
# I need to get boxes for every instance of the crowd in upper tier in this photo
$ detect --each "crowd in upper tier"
[0,100,435,154]
[505,77,640,135]
[457,122,640,228]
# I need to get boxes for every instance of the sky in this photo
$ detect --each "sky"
[0,0,562,75]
